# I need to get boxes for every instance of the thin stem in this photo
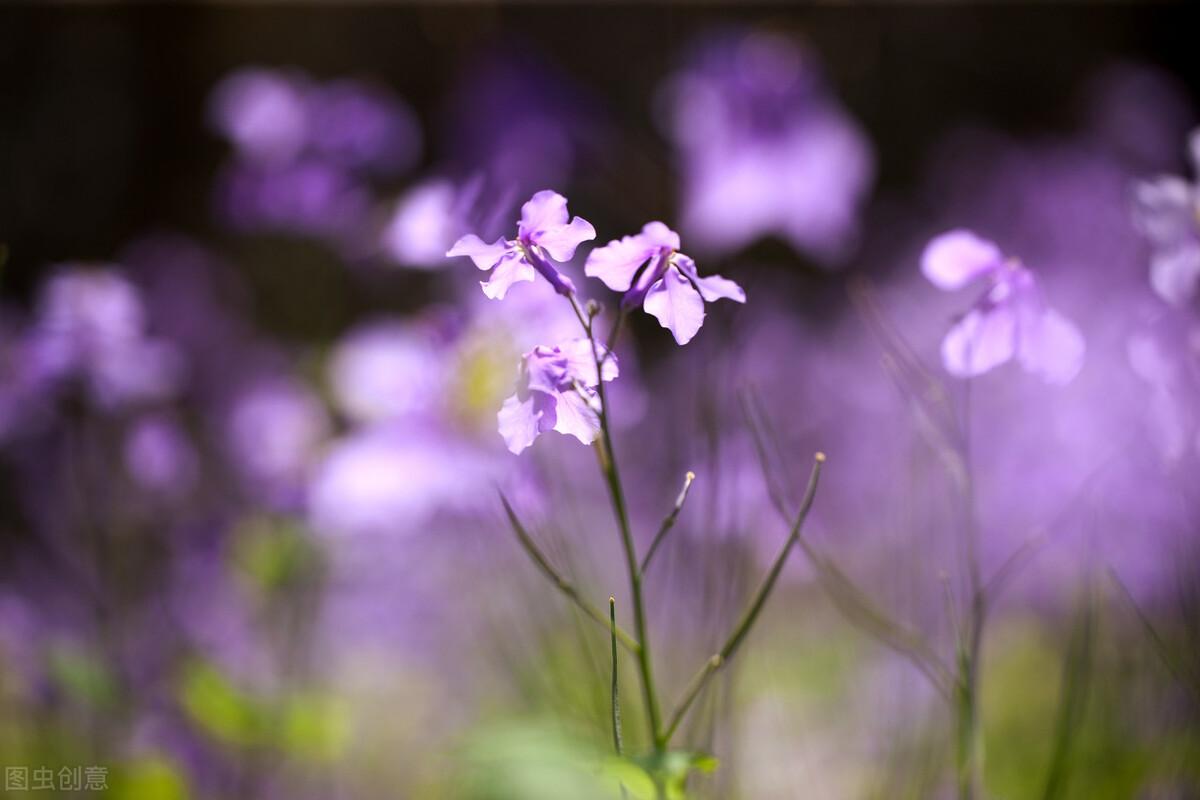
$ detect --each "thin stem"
[499,492,640,654]
[610,596,624,756]
[570,293,666,750]
[742,395,954,698]
[640,471,696,576]
[956,377,984,800]
[663,453,825,743]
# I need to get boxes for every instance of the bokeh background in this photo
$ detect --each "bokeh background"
[2,4,1200,799]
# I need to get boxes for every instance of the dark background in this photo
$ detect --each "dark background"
[2,4,1198,325]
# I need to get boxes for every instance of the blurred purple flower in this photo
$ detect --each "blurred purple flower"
[922,230,1085,383]
[498,339,617,454]
[124,414,198,495]
[442,49,605,196]
[382,179,473,268]
[209,68,309,165]
[210,67,420,174]
[304,79,421,174]
[446,190,594,299]
[308,426,491,537]
[1132,128,1200,306]
[1128,326,1200,463]
[224,377,330,503]
[216,160,371,241]
[586,221,745,345]
[328,318,446,425]
[30,267,184,408]
[661,30,874,263]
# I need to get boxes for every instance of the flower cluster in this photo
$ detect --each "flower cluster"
[448,191,747,451]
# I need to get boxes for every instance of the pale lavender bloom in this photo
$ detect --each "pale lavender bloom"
[209,68,309,165]
[446,190,595,299]
[1132,129,1200,306]
[124,414,198,495]
[308,426,490,537]
[31,267,183,407]
[922,230,1085,384]
[328,318,446,425]
[225,377,330,498]
[498,339,617,454]
[381,177,487,269]
[585,221,745,345]
[661,30,874,263]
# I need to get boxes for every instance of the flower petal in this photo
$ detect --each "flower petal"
[585,235,655,292]
[921,230,1004,290]
[559,338,619,386]
[940,305,1016,378]
[536,217,596,263]
[551,390,601,445]
[446,234,510,271]
[497,393,539,454]
[640,221,681,250]
[643,266,706,346]
[1149,244,1200,306]
[518,190,569,239]
[674,254,746,303]
[480,252,537,300]
[1018,307,1085,385]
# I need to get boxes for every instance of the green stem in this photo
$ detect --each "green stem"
[640,471,696,577]
[570,294,665,750]
[610,596,624,756]
[663,453,825,743]
[499,492,640,654]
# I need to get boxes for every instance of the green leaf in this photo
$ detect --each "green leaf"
[47,644,118,709]
[281,692,350,762]
[634,750,719,799]
[178,660,266,747]
[108,757,189,800]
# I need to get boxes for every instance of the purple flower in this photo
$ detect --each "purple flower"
[224,377,330,502]
[1132,128,1200,306]
[585,221,745,345]
[446,190,595,299]
[661,30,874,264]
[30,267,184,408]
[209,68,309,165]
[922,230,1085,384]
[497,339,617,454]
[328,318,445,425]
[124,414,198,495]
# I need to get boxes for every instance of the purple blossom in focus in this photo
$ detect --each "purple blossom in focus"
[922,230,1085,383]
[1132,128,1200,306]
[498,339,617,454]
[446,190,594,299]
[30,267,184,408]
[661,30,874,263]
[586,221,745,345]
